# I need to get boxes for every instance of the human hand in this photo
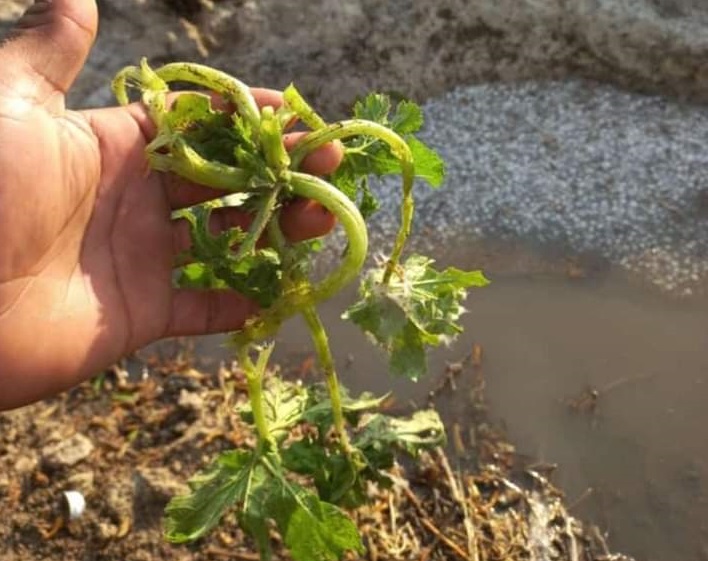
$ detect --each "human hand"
[0,0,341,410]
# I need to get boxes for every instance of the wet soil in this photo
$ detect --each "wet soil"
[0,293,622,561]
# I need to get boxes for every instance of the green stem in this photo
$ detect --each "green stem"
[289,120,411,171]
[289,172,367,303]
[259,107,291,174]
[234,184,283,261]
[112,60,169,123]
[289,120,415,285]
[237,345,272,445]
[111,66,141,105]
[232,172,367,345]
[265,215,351,452]
[153,62,261,131]
[149,139,252,192]
[283,84,327,130]
[301,308,351,450]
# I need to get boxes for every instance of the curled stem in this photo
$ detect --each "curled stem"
[149,139,252,192]
[233,172,367,344]
[289,172,368,302]
[234,184,283,261]
[289,120,415,284]
[154,62,261,131]
[283,84,327,131]
[111,66,141,106]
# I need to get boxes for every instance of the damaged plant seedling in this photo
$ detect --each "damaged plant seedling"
[112,59,488,561]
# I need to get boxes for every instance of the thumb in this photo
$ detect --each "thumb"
[1,0,97,105]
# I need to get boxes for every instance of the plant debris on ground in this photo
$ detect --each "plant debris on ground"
[0,345,634,561]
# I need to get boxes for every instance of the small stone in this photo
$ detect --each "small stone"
[14,454,38,475]
[105,484,133,521]
[177,389,204,412]
[41,433,94,470]
[133,467,189,526]
[98,522,118,540]
[33,471,50,487]
[133,467,188,506]
[67,470,95,494]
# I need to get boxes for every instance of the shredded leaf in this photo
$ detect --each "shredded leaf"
[239,377,310,441]
[330,93,445,220]
[281,384,443,507]
[354,409,446,462]
[174,202,283,306]
[344,255,489,380]
[164,450,255,543]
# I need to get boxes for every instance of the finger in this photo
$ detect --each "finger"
[166,289,259,338]
[171,199,335,259]
[251,87,283,111]
[162,138,343,210]
[172,206,254,257]
[280,198,336,242]
[284,132,343,175]
[0,0,97,106]
[162,173,232,213]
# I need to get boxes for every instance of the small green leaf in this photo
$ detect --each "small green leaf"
[302,385,389,430]
[352,93,391,123]
[344,255,489,379]
[177,262,221,289]
[169,104,246,167]
[173,201,283,306]
[391,100,423,134]
[283,490,363,561]
[163,92,215,131]
[214,249,283,307]
[365,137,445,188]
[239,377,310,441]
[406,137,445,187]
[389,322,427,381]
[331,93,444,220]
[164,450,255,543]
[355,409,445,461]
[281,439,328,475]
[282,440,361,506]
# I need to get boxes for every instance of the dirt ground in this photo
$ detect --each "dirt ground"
[0,342,630,561]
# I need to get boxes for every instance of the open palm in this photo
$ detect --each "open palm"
[0,0,339,409]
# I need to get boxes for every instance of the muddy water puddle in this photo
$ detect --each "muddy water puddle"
[146,248,708,561]
[452,274,708,561]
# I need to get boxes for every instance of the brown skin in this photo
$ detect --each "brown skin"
[0,0,341,410]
